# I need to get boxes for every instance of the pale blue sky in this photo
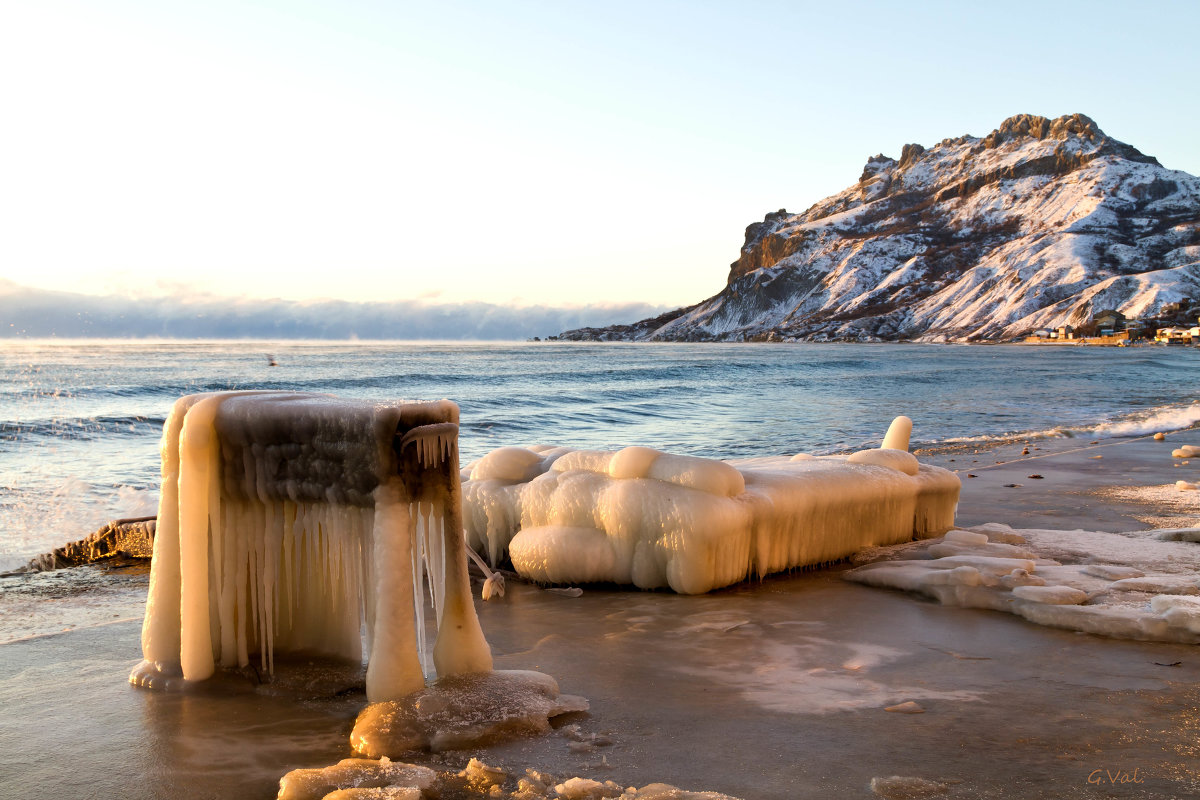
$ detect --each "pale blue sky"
[2,0,1197,309]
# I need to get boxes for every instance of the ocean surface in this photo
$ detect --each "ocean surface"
[3,339,1200,571]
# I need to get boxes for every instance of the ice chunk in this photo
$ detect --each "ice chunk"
[927,540,1035,559]
[554,777,624,799]
[944,530,989,546]
[1083,564,1144,581]
[1150,595,1200,633]
[1011,585,1088,605]
[999,568,1045,589]
[350,669,588,756]
[1110,576,1199,594]
[132,392,492,701]
[463,420,959,594]
[277,757,436,800]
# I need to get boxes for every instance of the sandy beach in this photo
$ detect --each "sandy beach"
[2,433,1199,800]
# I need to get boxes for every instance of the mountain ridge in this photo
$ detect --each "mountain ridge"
[559,113,1200,342]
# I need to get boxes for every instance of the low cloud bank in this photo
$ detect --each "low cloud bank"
[0,282,667,340]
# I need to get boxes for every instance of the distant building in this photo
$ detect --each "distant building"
[1056,325,1075,340]
[1092,309,1125,336]
[1156,327,1190,344]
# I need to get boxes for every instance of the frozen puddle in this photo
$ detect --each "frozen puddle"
[846,524,1200,643]
[678,636,981,715]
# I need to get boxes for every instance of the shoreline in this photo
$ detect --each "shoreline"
[2,433,1199,799]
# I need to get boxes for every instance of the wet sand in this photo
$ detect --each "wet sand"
[2,434,1199,800]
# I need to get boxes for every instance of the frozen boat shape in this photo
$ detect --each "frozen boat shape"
[464,417,960,594]
[130,392,492,701]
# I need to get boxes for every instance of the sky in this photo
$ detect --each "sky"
[2,0,1198,319]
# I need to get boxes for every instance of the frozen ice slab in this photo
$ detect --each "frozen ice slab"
[131,392,491,701]
[845,523,1200,643]
[464,419,959,594]
[350,669,588,756]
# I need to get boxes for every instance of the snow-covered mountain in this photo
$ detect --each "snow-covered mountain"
[559,114,1200,342]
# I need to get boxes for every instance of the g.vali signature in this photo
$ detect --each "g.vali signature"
[1087,767,1144,785]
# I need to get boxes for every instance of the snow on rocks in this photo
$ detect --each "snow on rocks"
[844,523,1200,643]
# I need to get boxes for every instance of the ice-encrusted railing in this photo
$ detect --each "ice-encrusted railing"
[130,392,492,702]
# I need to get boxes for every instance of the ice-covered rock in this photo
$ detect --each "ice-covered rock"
[464,420,959,594]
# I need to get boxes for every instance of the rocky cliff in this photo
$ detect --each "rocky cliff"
[559,114,1200,342]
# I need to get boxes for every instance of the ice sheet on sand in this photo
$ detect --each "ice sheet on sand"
[130,392,491,702]
[279,757,743,800]
[463,419,959,594]
[350,669,588,756]
[845,523,1200,643]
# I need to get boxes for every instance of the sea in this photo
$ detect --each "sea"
[3,338,1200,572]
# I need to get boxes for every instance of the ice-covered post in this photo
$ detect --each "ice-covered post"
[131,392,492,702]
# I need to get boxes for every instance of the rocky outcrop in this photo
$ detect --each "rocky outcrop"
[560,113,1200,342]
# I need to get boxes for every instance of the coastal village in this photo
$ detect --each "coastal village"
[1023,306,1200,346]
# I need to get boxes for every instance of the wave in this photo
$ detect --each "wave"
[925,401,1200,452]
[0,414,165,444]
[1082,402,1200,438]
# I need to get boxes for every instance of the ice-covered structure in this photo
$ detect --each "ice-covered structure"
[130,392,492,701]
[463,417,960,594]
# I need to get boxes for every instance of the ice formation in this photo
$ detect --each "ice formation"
[463,417,959,594]
[130,392,492,701]
[846,523,1200,643]
[278,757,743,800]
[350,669,588,756]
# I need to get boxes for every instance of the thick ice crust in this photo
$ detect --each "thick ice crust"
[464,442,959,594]
[846,523,1200,643]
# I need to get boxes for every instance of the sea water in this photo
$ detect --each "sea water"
[3,339,1200,571]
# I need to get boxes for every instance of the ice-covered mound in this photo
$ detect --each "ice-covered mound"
[278,756,743,800]
[845,524,1200,643]
[350,669,588,756]
[463,418,959,594]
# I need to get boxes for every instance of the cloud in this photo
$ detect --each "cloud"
[0,281,664,340]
